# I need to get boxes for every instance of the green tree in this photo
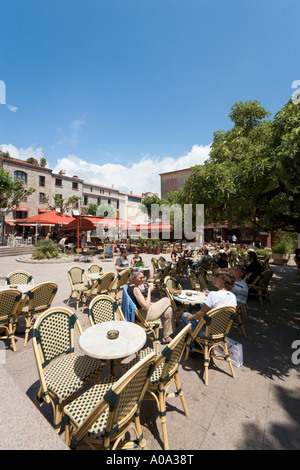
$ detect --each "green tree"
[26,157,39,165]
[39,157,47,167]
[42,194,81,214]
[0,168,35,218]
[178,99,300,232]
[86,203,98,216]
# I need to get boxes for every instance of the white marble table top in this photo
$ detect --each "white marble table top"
[79,321,146,360]
[86,272,102,280]
[0,284,32,294]
[172,290,207,305]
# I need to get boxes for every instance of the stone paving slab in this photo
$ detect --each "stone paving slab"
[0,252,299,450]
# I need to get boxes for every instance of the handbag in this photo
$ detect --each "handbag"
[214,337,243,368]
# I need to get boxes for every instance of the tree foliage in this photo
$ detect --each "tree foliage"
[0,168,35,217]
[42,194,81,214]
[177,99,300,232]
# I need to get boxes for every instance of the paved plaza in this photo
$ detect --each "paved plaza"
[0,253,299,450]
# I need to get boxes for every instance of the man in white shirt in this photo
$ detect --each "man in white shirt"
[182,269,237,337]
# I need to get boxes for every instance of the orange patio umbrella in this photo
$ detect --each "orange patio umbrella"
[20,210,74,226]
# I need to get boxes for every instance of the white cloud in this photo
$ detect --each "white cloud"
[6,104,18,112]
[52,144,211,195]
[54,118,86,147]
[0,144,45,161]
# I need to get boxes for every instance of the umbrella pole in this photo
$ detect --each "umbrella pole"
[77,216,80,249]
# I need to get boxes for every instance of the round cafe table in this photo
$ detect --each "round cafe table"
[0,284,32,295]
[79,321,146,373]
[172,290,207,312]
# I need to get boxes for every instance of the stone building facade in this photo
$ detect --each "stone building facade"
[0,155,147,231]
[0,155,53,219]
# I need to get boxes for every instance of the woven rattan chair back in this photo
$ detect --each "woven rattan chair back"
[21,282,58,347]
[88,294,125,326]
[66,351,156,449]
[96,272,115,295]
[112,269,131,291]
[68,265,85,286]
[0,288,23,352]
[164,275,182,292]
[156,323,191,383]
[200,305,236,341]
[158,256,167,268]
[5,270,34,286]
[33,306,80,367]
[25,282,58,314]
[151,257,159,272]
[88,264,103,275]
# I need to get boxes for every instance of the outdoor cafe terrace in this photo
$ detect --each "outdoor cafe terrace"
[0,245,299,451]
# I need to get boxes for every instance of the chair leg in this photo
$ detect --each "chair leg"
[223,340,236,380]
[174,372,188,416]
[237,313,247,338]
[24,316,31,347]
[203,344,210,386]
[158,388,169,450]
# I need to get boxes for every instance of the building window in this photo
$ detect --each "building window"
[39,175,45,187]
[84,195,88,206]
[108,199,111,205]
[14,171,27,183]
[72,181,78,190]
[55,178,62,187]
[39,192,45,203]
[97,197,101,205]
[167,178,177,191]
[13,211,27,219]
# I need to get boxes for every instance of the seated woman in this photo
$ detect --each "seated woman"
[182,269,237,336]
[127,269,175,344]
[131,249,143,268]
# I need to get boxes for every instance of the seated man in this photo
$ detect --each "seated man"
[231,266,248,305]
[181,269,237,338]
[245,251,263,285]
[115,248,130,273]
[217,251,228,268]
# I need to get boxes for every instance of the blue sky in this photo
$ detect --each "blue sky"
[0,0,299,195]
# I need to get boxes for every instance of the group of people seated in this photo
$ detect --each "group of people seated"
[121,257,250,346]
[115,248,145,273]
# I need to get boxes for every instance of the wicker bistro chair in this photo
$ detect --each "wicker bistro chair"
[81,272,115,313]
[32,307,103,433]
[67,265,90,311]
[122,324,192,450]
[88,295,125,327]
[235,302,248,338]
[63,351,156,450]
[0,289,24,352]
[5,270,34,286]
[18,282,58,347]
[151,257,160,274]
[163,275,185,322]
[88,264,103,275]
[109,269,131,302]
[248,269,273,305]
[185,306,236,386]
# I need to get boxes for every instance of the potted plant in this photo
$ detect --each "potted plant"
[153,239,161,255]
[146,239,153,254]
[272,232,295,265]
[256,248,270,260]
